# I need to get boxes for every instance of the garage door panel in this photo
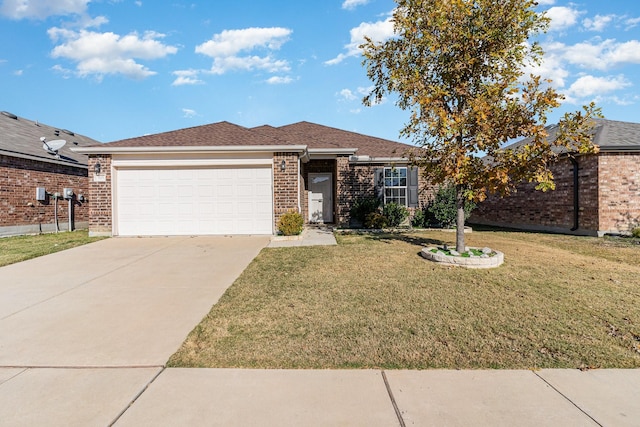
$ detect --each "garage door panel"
[116,167,273,236]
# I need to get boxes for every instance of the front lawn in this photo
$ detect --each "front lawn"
[169,230,640,369]
[0,231,106,267]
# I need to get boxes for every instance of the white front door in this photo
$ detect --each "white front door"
[308,173,333,223]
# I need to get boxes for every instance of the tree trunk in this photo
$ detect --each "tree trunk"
[455,185,466,253]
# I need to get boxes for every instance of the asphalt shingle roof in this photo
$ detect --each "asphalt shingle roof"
[0,110,100,168]
[504,118,640,154]
[276,121,415,158]
[99,120,417,158]
[104,121,285,148]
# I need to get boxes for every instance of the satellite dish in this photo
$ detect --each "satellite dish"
[42,139,67,154]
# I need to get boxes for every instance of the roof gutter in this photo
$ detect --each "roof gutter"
[348,155,409,164]
[71,145,309,155]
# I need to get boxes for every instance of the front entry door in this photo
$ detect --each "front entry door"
[308,173,333,223]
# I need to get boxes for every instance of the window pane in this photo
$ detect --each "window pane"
[400,178,407,186]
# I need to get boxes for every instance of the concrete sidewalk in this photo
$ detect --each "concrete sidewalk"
[268,226,337,247]
[2,367,637,426]
[114,368,640,426]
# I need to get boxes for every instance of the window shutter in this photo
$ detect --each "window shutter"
[374,168,384,201]
[408,166,419,207]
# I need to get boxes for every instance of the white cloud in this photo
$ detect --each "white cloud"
[536,0,555,5]
[195,27,292,75]
[48,28,178,80]
[171,69,203,86]
[338,88,357,101]
[545,6,582,32]
[182,108,197,118]
[266,76,293,84]
[522,42,570,87]
[325,15,394,65]
[562,39,640,71]
[583,14,614,32]
[13,69,23,76]
[196,27,291,57]
[342,0,370,10]
[626,17,640,30]
[566,75,631,98]
[0,0,89,19]
[209,55,289,75]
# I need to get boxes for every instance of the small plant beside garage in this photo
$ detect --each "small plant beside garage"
[277,210,304,236]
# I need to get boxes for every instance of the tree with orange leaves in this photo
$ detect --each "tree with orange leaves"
[362,0,600,252]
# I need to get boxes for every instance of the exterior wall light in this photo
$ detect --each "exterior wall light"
[281,159,286,172]
[94,162,101,174]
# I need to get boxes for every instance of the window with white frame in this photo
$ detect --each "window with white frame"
[384,167,407,205]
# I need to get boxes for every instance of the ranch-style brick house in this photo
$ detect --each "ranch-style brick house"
[470,119,640,236]
[0,110,100,236]
[74,121,431,237]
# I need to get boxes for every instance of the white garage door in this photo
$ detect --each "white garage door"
[116,167,273,236]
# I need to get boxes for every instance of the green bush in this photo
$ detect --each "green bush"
[365,212,388,229]
[632,227,640,238]
[350,196,381,224]
[411,208,426,228]
[383,202,409,227]
[277,210,304,236]
[428,184,476,228]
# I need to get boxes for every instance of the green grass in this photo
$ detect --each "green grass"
[0,231,107,267]
[168,230,640,370]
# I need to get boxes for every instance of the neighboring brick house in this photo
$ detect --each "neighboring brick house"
[470,119,640,236]
[73,121,430,236]
[0,110,100,236]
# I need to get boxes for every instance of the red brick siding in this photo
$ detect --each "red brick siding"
[87,155,112,235]
[336,160,435,227]
[273,153,300,228]
[0,154,88,233]
[598,152,640,233]
[470,155,600,234]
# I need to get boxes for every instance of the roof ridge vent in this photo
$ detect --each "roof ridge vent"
[1,111,18,119]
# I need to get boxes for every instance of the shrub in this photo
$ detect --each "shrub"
[365,212,388,229]
[383,202,409,227]
[277,210,304,236]
[428,184,476,228]
[632,227,640,238]
[412,208,426,228]
[350,196,381,224]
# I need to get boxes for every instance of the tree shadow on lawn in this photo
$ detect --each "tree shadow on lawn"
[363,232,444,249]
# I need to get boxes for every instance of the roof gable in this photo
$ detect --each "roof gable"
[104,121,285,147]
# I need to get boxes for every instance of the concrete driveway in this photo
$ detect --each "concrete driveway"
[0,235,269,367]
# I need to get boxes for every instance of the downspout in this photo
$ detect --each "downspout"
[570,157,579,231]
[297,156,301,213]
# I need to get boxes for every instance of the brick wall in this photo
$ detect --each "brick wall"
[0,154,88,235]
[336,160,435,227]
[273,153,300,229]
[598,152,640,233]
[87,155,112,236]
[469,155,600,235]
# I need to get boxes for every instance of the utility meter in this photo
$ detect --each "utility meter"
[63,188,74,199]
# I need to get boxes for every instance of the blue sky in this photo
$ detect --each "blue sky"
[1,0,639,143]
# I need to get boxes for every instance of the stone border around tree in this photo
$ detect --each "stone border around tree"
[421,247,504,269]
